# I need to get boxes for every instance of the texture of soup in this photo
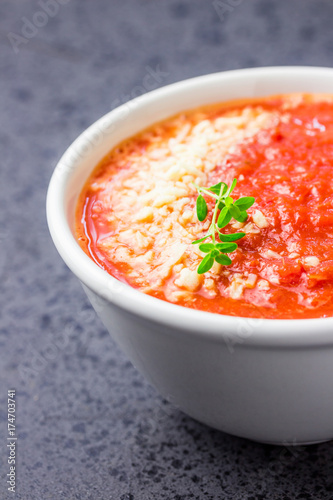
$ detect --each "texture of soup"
[76,94,333,319]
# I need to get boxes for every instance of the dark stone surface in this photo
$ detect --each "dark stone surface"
[1,0,333,498]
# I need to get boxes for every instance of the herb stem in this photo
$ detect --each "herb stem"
[209,183,224,245]
[193,184,219,201]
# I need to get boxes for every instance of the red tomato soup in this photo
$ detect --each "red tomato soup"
[76,94,333,319]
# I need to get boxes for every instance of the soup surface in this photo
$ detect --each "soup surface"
[76,94,333,319]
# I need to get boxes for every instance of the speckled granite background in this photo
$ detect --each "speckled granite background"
[1,0,333,498]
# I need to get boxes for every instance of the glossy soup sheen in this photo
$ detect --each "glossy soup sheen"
[76,94,333,319]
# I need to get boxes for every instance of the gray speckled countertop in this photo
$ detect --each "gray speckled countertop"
[1,0,333,498]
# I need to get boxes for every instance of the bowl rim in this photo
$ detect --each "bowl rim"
[47,65,333,348]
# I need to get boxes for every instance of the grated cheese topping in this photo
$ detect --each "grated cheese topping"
[91,106,277,302]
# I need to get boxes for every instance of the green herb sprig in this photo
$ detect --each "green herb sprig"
[192,178,255,274]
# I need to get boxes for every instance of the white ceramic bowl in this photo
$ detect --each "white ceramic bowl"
[47,67,333,445]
